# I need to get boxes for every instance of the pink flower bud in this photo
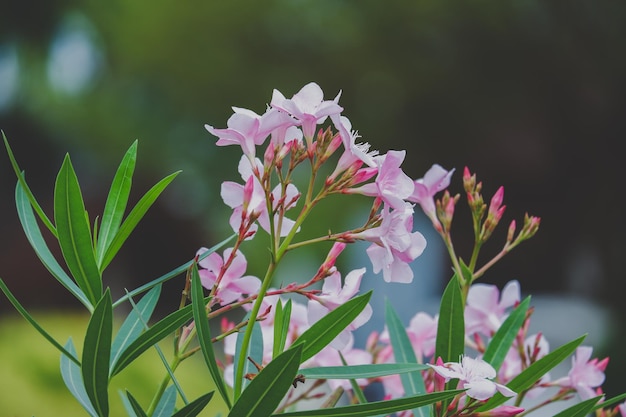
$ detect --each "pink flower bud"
[263,141,275,167]
[242,176,255,213]
[507,220,516,243]
[473,406,525,416]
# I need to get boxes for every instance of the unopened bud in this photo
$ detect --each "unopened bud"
[264,141,275,167]
[473,406,525,416]
[507,220,516,243]
[463,166,476,193]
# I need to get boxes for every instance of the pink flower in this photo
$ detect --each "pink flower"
[408,164,455,224]
[205,107,293,159]
[349,150,414,210]
[307,268,373,349]
[330,114,378,171]
[352,203,427,283]
[270,82,343,140]
[465,280,520,336]
[553,346,608,400]
[196,247,261,305]
[429,356,516,401]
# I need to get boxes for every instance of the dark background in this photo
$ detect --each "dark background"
[1,0,625,397]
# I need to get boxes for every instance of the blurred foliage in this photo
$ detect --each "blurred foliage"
[1,0,626,404]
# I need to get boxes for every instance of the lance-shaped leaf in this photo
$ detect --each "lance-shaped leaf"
[82,289,113,417]
[61,339,97,417]
[191,262,231,408]
[477,334,586,411]
[172,392,215,417]
[3,132,57,236]
[125,391,149,417]
[16,180,92,311]
[228,345,303,417]
[0,278,80,364]
[111,301,197,376]
[300,363,428,380]
[152,385,177,417]
[553,396,602,417]
[273,299,292,359]
[293,291,372,363]
[96,141,137,268]
[482,296,531,370]
[101,171,180,271]
[54,154,102,305]
[435,277,464,363]
[385,301,429,417]
[273,390,463,417]
[110,285,161,371]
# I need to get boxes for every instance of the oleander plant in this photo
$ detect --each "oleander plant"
[2,82,625,416]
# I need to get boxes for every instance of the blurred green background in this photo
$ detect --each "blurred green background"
[1,0,626,415]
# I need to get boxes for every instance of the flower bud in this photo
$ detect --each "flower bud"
[472,406,525,416]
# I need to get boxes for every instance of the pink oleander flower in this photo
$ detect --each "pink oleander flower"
[553,346,608,400]
[351,202,427,283]
[408,164,455,226]
[308,268,373,349]
[205,106,293,160]
[270,82,343,140]
[465,280,520,336]
[221,155,300,237]
[429,356,516,401]
[196,247,261,305]
[348,150,414,210]
[330,114,378,171]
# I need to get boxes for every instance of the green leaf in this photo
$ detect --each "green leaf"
[300,363,429,380]
[119,391,138,417]
[191,262,232,408]
[553,395,602,417]
[482,296,531,370]
[112,234,235,308]
[111,301,196,376]
[228,345,303,417]
[435,277,464,363]
[273,390,463,417]
[233,314,263,394]
[82,289,113,417]
[293,291,372,363]
[273,299,292,359]
[101,171,181,270]
[96,141,137,268]
[3,132,57,237]
[110,285,161,371]
[478,334,587,411]
[152,385,177,417]
[54,154,102,305]
[60,339,97,417]
[125,391,149,417]
[15,180,93,310]
[385,301,429,417]
[592,392,626,411]
[0,278,80,365]
[171,392,215,417]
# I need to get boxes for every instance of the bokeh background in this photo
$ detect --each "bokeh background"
[1,1,625,415]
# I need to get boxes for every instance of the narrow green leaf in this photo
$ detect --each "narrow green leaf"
[119,391,139,417]
[592,393,626,411]
[228,345,303,417]
[82,289,113,417]
[294,291,372,363]
[477,335,587,411]
[96,140,137,268]
[0,278,80,365]
[301,363,429,380]
[273,390,463,417]
[273,299,292,359]
[125,391,149,417]
[553,395,602,417]
[3,132,57,237]
[171,392,215,417]
[54,155,102,304]
[111,301,196,376]
[338,352,367,404]
[234,315,263,395]
[16,180,92,310]
[112,234,235,308]
[101,171,181,270]
[435,277,464,363]
[110,285,161,371]
[385,301,429,417]
[60,339,97,417]
[482,296,531,370]
[191,262,232,408]
[152,385,177,417]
